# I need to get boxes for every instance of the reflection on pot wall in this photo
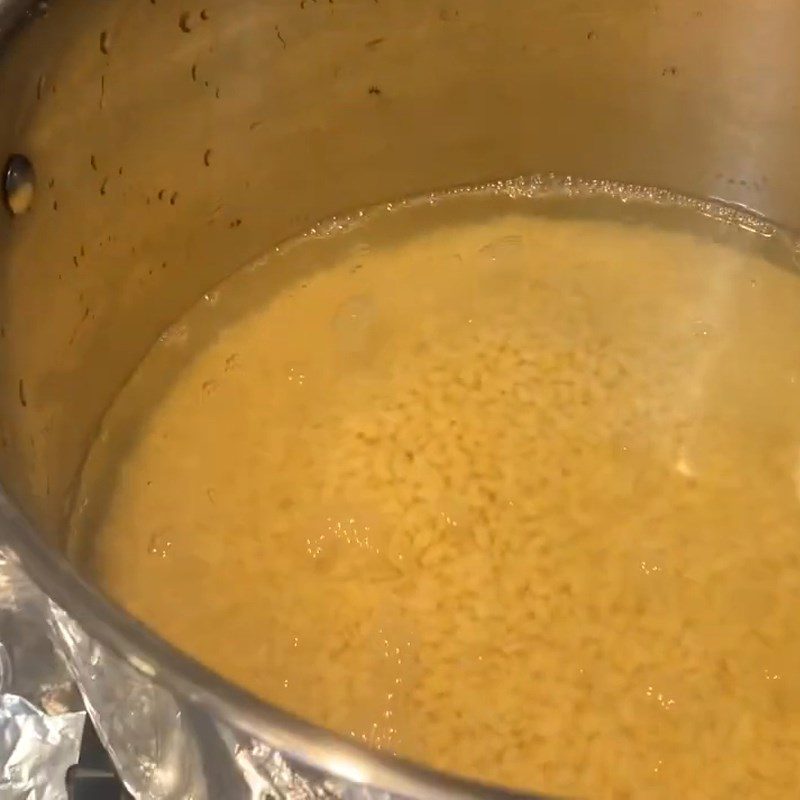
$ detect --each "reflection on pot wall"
[0,0,799,543]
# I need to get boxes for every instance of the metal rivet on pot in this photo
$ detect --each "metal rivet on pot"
[3,154,36,215]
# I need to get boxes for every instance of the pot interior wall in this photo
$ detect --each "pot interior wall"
[0,0,799,544]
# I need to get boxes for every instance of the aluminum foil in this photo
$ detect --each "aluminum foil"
[50,605,206,800]
[220,730,406,800]
[0,694,83,800]
[0,549,84,800]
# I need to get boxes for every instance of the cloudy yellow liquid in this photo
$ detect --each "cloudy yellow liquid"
[70,187,800,798]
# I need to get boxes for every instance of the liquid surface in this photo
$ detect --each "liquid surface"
[71,185,800,798]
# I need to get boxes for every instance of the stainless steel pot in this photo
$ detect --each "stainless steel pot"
[1,1,799,797]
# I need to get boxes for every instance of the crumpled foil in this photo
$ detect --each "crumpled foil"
[0,546,409,800]
[50,605,206,800]
[0,695,83,800]
[0,548,84,800]
[224,735,403,800]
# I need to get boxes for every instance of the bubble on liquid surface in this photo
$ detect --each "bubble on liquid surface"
[147,533,172,558]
